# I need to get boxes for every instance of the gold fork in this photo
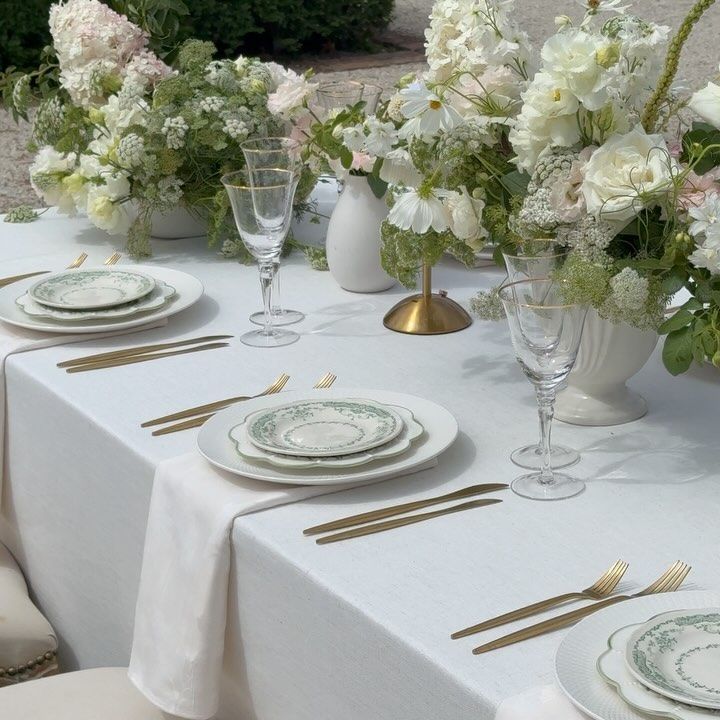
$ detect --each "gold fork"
[104,252,122,265]
[0,252,88,289]
[314,372,337,389]
[149,374,291,435]
[472,561,691,654]
[452,559,629,639]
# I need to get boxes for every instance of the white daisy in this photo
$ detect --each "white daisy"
[388,188,451,234]
[399,83,462,141]
[379,148,422,187]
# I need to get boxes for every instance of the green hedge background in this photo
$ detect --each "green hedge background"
[0,0,395,71]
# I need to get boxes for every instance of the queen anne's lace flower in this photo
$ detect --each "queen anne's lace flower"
[161,116,189,150]
[610,267,649,310]
[470,289,505,321]
[32,96,66,146]
[4,205,39,223]
[116,133,146,169]
[223,117,249,141]
[199,96,225,114]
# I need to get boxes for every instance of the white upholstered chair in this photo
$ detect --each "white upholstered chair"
[0,667,181,719]
[0,542,58,685]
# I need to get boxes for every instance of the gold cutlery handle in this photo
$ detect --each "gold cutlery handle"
[304,484,508,536]
[142,396,250,427]
[316,499,502,545]
[152,413,214,436]
[66,343,229,373]
[58,335,233,368]
[472,595,628,654]
[452,592,588,639]
[0,271,49,288]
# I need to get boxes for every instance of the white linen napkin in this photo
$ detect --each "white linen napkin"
[495,685,589,720]
[0,320,166,499]
[128,451,438,719]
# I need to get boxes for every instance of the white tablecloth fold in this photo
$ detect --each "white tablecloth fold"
[495,684,589,720]
[128,451,438,719]
[0,320,166,497]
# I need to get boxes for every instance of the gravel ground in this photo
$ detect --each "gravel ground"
[3,0,720,211]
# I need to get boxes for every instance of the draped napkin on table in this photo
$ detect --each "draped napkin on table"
[0,320,166,498]
[128,451,438,719]
[495,685,588,720]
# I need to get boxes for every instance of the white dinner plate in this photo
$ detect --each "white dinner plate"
[626,609,720,709]
[555,591,720,720]
[29,267,156,309]
[0,265,203,334]
[245,398,403,457]
[198,388,458,485]
[230,403,424,469]
[598,622,720,720]
[16,280,175,321]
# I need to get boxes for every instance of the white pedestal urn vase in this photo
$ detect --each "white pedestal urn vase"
[555,310,658,426]
[325,176,396,293]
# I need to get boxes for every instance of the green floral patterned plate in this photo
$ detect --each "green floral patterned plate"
[245,398,403,457]
[626,609,720,710]
[29,268,156,310]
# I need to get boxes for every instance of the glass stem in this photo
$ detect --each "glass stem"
[258,260,275,336]
[271,261,282,316]
[536,385,556,486]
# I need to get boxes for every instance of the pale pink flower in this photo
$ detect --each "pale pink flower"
[350,152,375,174]
[676,169,720,212]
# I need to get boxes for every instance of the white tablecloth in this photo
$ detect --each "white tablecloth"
[1,211,719,720]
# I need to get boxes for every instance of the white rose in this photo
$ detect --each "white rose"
[445,187,487,247]
[581,126,676,222]
[267,75,318,119]
[689,82,720,128]
[541,30,614,110]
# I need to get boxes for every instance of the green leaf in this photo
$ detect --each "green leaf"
[339,146,353,170]
[658,309,693,335]
[662,325,694,375]
[367,173,387,199]
[500,170,530,196]
[661,268,687,294]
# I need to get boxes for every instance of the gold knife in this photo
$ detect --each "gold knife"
[58,335,233,367]
[316,499,502,544]
[66,342,229,372]
[0,270,49,288]
[304,484,508,535]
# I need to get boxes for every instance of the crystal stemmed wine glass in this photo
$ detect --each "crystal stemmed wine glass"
[222,168,299,347]
[313,80,383,117]
[240,137,305,327]
[501,246,580,470]
[498,278,588,500]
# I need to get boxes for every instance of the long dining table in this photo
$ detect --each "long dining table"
[1,209,719,720]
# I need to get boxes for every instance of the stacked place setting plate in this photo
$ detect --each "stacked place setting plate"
[0,265,204,334]
[198,388,459,485]
[556,591,720,720]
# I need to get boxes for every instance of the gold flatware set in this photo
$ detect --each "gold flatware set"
[0,251,120,289]
[306,483,508,544]
[144,371,337,436]
[449,560,691,655]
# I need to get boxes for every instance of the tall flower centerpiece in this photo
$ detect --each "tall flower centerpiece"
[2,0,316,257]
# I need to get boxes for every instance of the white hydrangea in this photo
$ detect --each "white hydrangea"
[199,96,225,114]
[161,116,189,150]
[610,267,649,310]
[116,133,146,169]
[29,146,78,214]
[223,117,250,141]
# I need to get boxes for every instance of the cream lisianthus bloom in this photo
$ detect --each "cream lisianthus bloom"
[388,187,451,234]
[398,83,462,141]
[86,174,132,234]
[581,126,676,222]
[541,29,616,110]
[689,81,720,128]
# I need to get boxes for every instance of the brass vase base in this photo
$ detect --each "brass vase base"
[383,291,472,335]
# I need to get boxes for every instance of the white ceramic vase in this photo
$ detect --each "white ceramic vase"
[325,175,395,293]
[150,206,206,239]
[555,310,658,426]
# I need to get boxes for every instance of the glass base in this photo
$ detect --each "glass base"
[240,328,299,348]
[511,472,585,501]
[250,309,305,326]
[511,444,580,470]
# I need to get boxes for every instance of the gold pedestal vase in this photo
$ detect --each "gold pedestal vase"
[383,264,472,335]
